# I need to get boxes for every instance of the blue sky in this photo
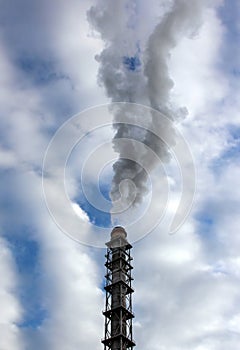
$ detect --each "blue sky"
[0,1,240,350]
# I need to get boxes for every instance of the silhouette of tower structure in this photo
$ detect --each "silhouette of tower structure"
[102,226,135,350]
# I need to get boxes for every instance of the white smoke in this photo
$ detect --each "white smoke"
[88,0,205,216]
[144,0,204,113]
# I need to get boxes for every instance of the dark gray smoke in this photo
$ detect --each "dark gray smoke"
[87,0,204,214]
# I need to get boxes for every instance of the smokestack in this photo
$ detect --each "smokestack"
[102,227,135,350]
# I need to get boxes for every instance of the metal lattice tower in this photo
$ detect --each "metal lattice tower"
[102,226,136,350]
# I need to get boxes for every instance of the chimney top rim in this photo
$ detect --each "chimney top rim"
[111,226,127,239]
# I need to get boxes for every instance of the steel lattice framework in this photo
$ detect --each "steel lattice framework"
[102,227,136,350]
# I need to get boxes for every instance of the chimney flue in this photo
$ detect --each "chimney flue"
[102,227,135,350]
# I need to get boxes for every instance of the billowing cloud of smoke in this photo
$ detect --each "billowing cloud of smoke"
[88,0,205,215]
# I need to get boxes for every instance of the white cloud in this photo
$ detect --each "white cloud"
[0,147,17,168]
[170,6,228,116]
[0,237,24,350]
[0,2,106,349]
[71,202,90,222]
[29,225,104,350]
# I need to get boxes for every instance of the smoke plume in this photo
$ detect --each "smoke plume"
[88,0,204,215]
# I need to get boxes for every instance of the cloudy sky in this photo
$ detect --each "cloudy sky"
[0,0,240,349]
